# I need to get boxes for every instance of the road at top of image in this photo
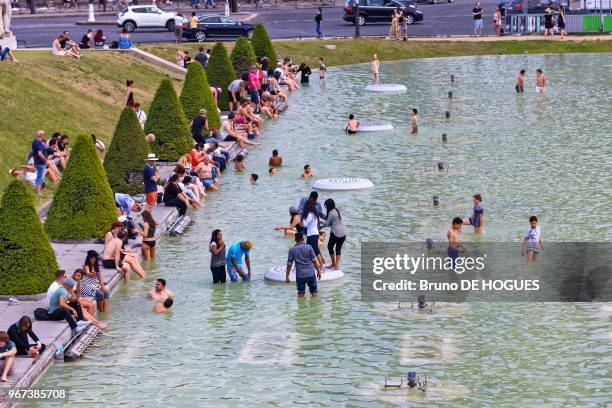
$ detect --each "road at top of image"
[12,0,503,48]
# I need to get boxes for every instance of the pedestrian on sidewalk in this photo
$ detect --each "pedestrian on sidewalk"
[472,2,484,36]
[315,8,323,39]
[175,13,185,43]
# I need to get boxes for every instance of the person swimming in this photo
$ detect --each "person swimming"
[269,167,277,176]
[345,114,359,134]
[153,298,173,313]
[234,154,245,172]
[301,164,313,179]
[250,173,258,184]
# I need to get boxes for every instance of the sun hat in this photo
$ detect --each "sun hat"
[146,153,159,161]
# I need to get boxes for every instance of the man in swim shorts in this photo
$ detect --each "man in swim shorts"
[318,57,327,86]
[447,217,466,268]
[285,233,322,297]
[226,241,253,282]
[535,69,546,93]
[345,114,359,134]
[516,69,526,93]
[463,194,484,234]
[411,108,418,134]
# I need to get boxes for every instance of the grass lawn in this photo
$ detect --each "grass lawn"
[0,50,182,201]
[141,37,612,68]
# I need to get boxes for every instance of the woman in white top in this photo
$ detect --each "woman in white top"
[301,201,326,266]
[522,215,543,262]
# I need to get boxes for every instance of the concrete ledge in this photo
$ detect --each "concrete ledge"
[128,47,187,76]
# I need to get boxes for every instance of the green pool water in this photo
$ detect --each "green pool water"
[33,53,611,407]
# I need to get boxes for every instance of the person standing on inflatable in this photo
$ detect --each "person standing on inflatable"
[226,241,253,282]
[286,233,322,298]
[371,54,380,85]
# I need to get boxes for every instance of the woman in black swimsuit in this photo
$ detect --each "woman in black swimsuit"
[124,80,135,107]
[557,6,567,37]
[297,63,312,84]
[138,210,157,260]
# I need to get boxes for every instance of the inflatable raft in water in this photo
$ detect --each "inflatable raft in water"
[354,120,394,132]
[264,263,344,282]
[312,177,374,191]
[364,83,407,93]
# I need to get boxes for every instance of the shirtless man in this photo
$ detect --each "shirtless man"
[301,164,314,179]
[195,159,219,192]
[447,217,466,267]
[220,113,258,148]
[411,108,418,134]
[535,69,546,93]
[345,114,359,134]
[269,150,283,167]
[515,69,526,93]
[148,278,174,302]
[102,229,132,281]
[153,299,173,313]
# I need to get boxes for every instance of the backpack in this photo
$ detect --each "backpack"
[34,307,48,321]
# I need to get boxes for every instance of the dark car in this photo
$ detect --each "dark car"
[343,0,424,26]
[182,15,254,42]
[500,0,568,14]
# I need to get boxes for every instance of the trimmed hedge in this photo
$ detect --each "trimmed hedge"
[104,107,151,195]
[230,37,257,80]
[0,180,57,295]
[144,79,193,161]
[45,134,117,240]
[251,24,276,63]
[180,63,221,131]
[207,42,236,111]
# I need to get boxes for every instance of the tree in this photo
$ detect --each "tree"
[45,134,117,240]
[251,24,276,63]
[230,37,256,79]
[104,107,151,195]
[144,79,193,160]
[0,180,58,295]
[207,42,236,111]
[180,63,221,131]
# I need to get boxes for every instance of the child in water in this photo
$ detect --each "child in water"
[250,173,258,184]
[345,114,359,134]
[411,108,418,134]
[522,215,543,262]
[269,167,277,176]
[301,164,313,179]
[515,69,526,93]
[234,154,245,172]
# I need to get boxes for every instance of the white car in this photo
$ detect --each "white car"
[116,6,177,33]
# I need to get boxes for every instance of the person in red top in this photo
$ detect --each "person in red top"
[247,65,261,111]
[190,144,205,167]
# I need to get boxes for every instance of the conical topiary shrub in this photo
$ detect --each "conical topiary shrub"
[180,62,221,131]
[45,134,117,240]
[0,180,58,295]
[104,107,151,195]
[251,24,276,63]
[144,79,193,160]
[207,42,236,111]
[230,37,256,79]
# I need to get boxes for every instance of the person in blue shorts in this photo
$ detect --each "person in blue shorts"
[463,194,484,234]
[286,233,322,298]
[447,217,466,269]
[226,241,253,282]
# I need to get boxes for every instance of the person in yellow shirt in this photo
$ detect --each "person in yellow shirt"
[190,12,198,29]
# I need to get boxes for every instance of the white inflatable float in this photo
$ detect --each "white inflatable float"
[364,83,407,93]
[264,263,344,282]
[312,177,374,191]
[355,120,394,132]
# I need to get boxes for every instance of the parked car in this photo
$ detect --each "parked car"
[343,0,424,26]
[414,0,452,4]
[500,0,569,14]
[116,6,177,33]
[182,15,255,42]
